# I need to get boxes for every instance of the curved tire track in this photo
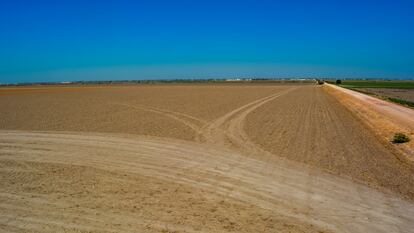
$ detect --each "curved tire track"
[1,131,414,233]
[199,87,298,153]
[113,102,207,140]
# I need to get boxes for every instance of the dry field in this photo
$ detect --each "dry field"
[357,88,414,103]
[0,85,288,141]
[324,84,414,162]
[1,84,414,233]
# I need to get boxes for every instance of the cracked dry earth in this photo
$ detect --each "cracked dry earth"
[1,84,414,233]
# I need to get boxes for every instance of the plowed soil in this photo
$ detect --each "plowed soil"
[0,85,288,141]
[1,84,414,233]
[245,85,414,199]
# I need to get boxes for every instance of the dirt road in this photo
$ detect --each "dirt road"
[246,85,414,201]
[327,84,414,127]
[1,84,414,232]
[325,84,414,161]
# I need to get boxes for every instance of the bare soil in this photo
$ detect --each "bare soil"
[1,84,414,233]
[0,85,287,141]
[325,84,414,161]
[245,85,414,200]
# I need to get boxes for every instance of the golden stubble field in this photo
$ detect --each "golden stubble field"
[1,83,414,233]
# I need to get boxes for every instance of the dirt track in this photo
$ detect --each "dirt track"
[1,84,414,232]
[325,84,414,161]
[2,131,414,233]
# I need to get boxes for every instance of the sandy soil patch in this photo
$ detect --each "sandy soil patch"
[1,131,414,233]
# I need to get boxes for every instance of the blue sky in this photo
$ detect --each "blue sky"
[0,0,413,83]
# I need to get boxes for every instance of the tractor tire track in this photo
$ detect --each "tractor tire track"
[1,131,414,233]
[199,87,298,153]
[113,102,206,140]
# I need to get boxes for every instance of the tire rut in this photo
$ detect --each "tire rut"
[1,131,414,233]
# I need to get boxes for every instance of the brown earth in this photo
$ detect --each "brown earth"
[245,85,414,200]
[0,139,323,233]
[324,84,414,161]
[2,131,414,233]
[1,84,414,233]
[0,84,290,141]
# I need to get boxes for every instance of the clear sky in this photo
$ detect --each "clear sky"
[0,0,413,83]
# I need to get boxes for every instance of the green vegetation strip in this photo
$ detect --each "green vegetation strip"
[387,97,414,108]
[339,81,414,89]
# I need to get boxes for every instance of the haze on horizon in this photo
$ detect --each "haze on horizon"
[0,0,413,83]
